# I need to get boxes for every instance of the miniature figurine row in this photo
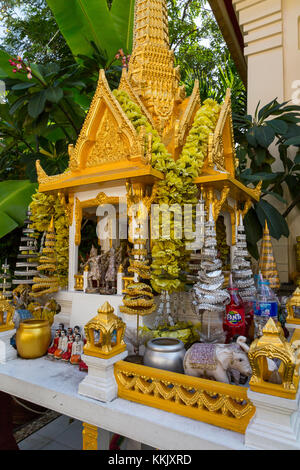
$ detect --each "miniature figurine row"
[47,323,87,371]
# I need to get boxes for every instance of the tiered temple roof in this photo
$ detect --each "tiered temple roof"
[36,0,260,204]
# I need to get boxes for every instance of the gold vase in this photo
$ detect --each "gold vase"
[16,319,51,359]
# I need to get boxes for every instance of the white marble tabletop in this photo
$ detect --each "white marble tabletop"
[0,356,246,450]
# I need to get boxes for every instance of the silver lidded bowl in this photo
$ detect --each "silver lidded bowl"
[143,338,186,374]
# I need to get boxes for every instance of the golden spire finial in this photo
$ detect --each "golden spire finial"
[49,216,55,231]
[128,0,184,134]
[133,0,170,50]
[98,301,115,315]
[264,219,269,233]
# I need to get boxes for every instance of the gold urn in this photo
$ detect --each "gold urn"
[16,319,51,359]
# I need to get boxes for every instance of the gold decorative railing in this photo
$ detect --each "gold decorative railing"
[114,361,255,434]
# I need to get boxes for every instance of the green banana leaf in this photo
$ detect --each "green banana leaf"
[46,0,135,64]
[110,0,135,54]
[0,180,38,238]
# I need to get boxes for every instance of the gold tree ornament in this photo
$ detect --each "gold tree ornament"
[248,318,298,398]
[31,217,59,297]
[122,183,156,314]
[0,294,15,332]
[259,220,280,290]
[120,236,156,318]
[120,184,156,359]
[84,302,126,359]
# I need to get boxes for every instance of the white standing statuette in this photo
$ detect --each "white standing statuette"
[117,265,124,296]
[83,267,89,293]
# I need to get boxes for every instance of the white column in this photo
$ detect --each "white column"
[78,351,128,402]
[0,329,17,363]
[68,203,78,292]
[245,388,300,450]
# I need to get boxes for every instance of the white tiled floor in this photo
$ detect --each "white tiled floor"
[18,415,86,450]
[18,415,151,450]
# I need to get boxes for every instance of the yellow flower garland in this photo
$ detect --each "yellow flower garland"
[113,90,220,293]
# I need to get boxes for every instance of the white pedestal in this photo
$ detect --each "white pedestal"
[78,351,128,402]
[0,329,17,364]
[245,388,300,450]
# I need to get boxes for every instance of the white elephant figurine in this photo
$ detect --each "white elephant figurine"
[183,336,252,384]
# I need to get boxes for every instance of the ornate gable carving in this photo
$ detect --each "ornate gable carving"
[207,89,236,175]
[68,70,144,172]
[85,108,131,168]
[175,80,201,150]
[119,69,156,129]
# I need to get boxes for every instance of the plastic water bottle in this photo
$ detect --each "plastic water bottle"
[253,278,278,338]
[254,273,260,289]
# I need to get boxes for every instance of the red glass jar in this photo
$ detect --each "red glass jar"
[223,288,246,343]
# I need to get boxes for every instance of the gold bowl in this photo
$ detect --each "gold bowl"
[16,319,51,359]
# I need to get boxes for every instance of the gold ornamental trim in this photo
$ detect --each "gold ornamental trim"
[69,69,144,172]
[84,302,126,359]
[82,423,98,451]
[0,295,15,332]
[286,288,300,325]
[249,318,299,399]
[58,192,74,226]
[114,360,255,434]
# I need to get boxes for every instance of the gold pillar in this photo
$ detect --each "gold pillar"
[82,422,98,450]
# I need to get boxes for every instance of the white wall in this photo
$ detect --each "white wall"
[232,0,300,282]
